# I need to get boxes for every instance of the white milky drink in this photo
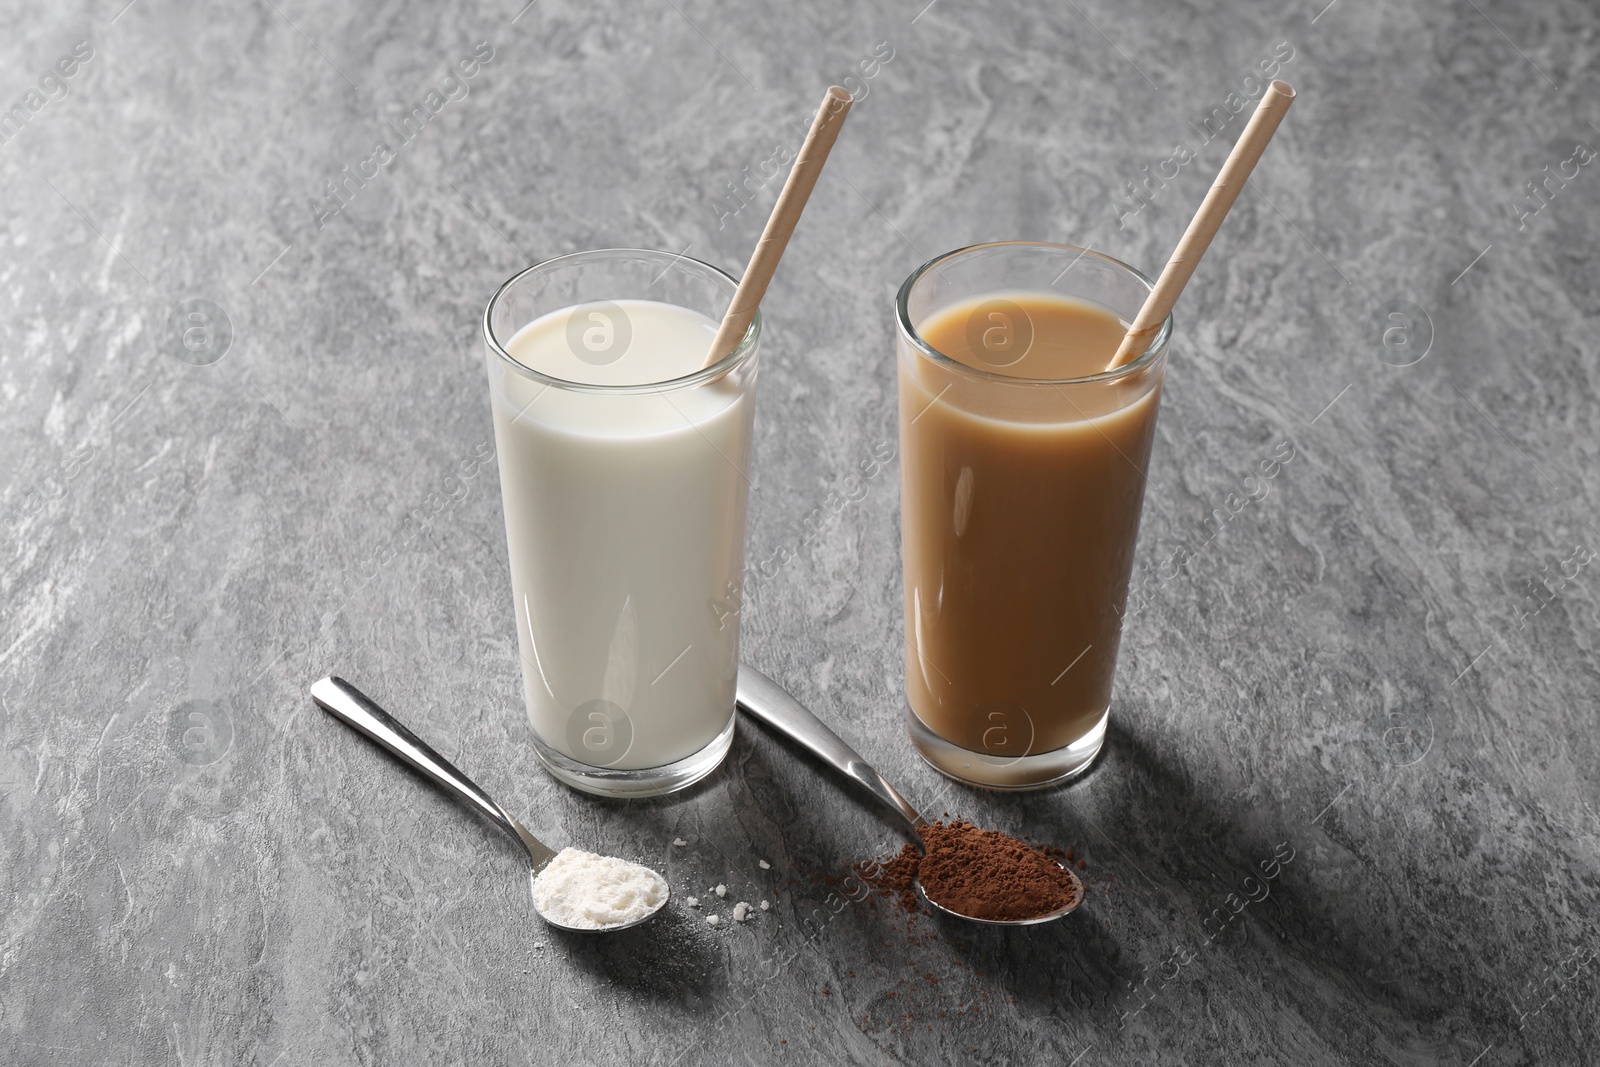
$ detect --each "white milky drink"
[486,295,756,782]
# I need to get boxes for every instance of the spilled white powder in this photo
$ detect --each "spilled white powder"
[532,847,668,930]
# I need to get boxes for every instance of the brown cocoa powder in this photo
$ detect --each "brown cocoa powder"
[857,819,1083,922]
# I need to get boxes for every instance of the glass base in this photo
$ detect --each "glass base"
[906,704,1108,790]
[531,713,735,798]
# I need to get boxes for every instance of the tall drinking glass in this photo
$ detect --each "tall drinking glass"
[483,249,760,797]
[896,241,1171,789]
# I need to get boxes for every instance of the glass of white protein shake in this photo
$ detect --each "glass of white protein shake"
[482,249,759,797]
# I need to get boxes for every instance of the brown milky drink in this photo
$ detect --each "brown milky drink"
[895,243,1170,788]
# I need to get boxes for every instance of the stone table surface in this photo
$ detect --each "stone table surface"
[3,0,1598,1064]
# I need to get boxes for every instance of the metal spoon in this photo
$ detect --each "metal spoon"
[310,676,667,933]
[735,664,1083,926]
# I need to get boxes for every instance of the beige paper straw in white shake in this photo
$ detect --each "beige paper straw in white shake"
[703,85,854,368]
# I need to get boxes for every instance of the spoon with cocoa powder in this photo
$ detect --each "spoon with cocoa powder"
[736,665,1084,926]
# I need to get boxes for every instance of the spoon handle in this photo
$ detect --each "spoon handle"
[736,664,928,839]
[311,676,521,843]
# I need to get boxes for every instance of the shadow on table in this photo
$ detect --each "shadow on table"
[548,905,721,1001]
[933,898,1129,1011]
[917,708,1445,1031]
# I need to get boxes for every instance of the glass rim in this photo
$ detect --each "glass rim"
[482,247,761,395]
[895,240,1173,386]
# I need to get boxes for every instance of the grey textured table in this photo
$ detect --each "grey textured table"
[3,0,1597,1063]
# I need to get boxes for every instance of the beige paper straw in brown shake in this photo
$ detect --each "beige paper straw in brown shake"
[703,86,854,367]
[1106,81,1297,371]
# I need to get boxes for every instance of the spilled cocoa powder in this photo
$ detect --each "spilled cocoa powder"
[857,819,1083,922]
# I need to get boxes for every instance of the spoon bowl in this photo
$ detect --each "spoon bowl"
[311,676,668,933]
[734,664,1083,926]
[914,868,1083,926]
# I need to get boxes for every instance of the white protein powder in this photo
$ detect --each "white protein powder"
[532,847,668,930]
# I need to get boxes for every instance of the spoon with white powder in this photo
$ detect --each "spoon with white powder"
[311,677,668,932]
